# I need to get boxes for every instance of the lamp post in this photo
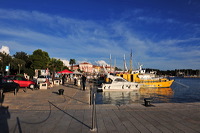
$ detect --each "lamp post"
[0,56,4,76]
[0,57,2,74]
[18,64,22,74]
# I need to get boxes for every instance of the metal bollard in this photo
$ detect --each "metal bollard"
[144,98,153,106]
[58,89,64,95]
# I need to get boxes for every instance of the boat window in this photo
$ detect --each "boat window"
[108,78,113,83]
[115,78,126,82]
[131,75,134,82]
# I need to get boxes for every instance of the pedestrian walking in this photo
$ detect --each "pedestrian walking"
[74,76,77,85]
[62,74,65,85]
[81,74,86,91]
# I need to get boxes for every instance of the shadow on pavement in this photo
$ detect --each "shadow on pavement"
[0,93,11,133]
[52,91,88,104]
[13,100,91,132]
[48,101,91,129]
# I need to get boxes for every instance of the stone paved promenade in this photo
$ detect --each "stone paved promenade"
[0,82,200,133]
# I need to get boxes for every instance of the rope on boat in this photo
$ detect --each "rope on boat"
[174,81,189,88]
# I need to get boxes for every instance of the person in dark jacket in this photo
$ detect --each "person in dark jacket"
[62,74,65,85]
[81,74,86,91]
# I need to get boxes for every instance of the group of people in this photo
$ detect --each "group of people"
[61,74,87,91]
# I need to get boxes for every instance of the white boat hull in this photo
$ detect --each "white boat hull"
[99,83,140,91]
[98,74,140,92]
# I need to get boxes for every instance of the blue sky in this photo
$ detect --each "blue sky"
[0,0,200,70]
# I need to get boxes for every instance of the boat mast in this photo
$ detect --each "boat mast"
[123,54,128,72]
[110,54,112,73]
[129,49,133,73]
[114,58,116,73]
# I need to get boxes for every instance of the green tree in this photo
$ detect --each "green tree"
[0,52,12,75]
[11,58,26,74]
[48,58,64,83]
[13,51,29,61]
[69,59,76,70]
[63,66,69,70]
[13,51,31,68]
[30,49,50,69]
[13,51,33,75]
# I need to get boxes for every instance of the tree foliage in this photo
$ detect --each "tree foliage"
[69,59,76,70]
[11,58,26,74]
[48,58,64,82]
[48,58,64,72]
[30,49,50,69]
[13,51,32,68]
[13,51,28,61]
[0,52,12,75]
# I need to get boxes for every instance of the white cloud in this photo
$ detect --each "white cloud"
[60,59,69,66]
[0,45,10,54]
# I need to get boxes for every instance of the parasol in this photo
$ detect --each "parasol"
[57,69,73,74]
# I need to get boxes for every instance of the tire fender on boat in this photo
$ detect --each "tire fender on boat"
[128,85,131,89]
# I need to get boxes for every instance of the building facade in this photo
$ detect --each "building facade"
[70,62,115,74]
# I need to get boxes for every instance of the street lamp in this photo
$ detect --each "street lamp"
[0,56,3,76]
[18,64,22,74]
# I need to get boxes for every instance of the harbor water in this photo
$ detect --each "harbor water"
[96,78,200,105]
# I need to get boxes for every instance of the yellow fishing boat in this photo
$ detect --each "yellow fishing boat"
[116,73,174,88]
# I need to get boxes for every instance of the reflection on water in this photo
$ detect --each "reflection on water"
[96,91,141,105]
[96,78,200,104]
[140,87,174,103]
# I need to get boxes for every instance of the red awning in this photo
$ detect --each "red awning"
[57,69,73,74]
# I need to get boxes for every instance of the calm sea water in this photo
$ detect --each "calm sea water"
[96,78,200,104]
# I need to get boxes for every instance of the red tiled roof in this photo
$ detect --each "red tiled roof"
[80,62,91,65]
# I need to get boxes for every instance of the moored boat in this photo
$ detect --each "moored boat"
[116,65,174,88]
[98,74,140,91]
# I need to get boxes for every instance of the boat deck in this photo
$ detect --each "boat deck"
[1,82,200,133]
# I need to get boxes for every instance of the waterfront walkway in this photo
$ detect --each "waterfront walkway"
[1,82,200,133]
